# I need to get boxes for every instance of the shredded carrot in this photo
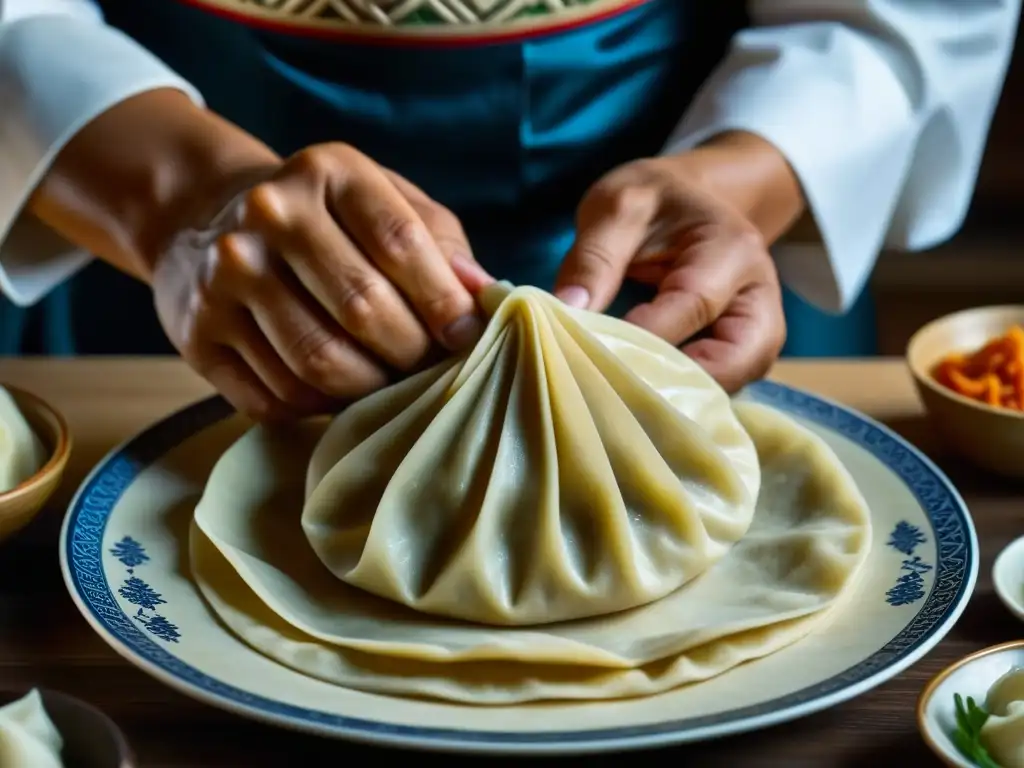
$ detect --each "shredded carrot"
[931,325,1024,411]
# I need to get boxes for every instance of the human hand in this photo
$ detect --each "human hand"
[554,133,804,393]
[151,143,494,420]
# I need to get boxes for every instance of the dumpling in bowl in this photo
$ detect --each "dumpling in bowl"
[0,690,64,768]
[0,386,47,494]
[302,283,760,626]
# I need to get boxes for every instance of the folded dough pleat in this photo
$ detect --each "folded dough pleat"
[547,310,743,561]
[325,330,512,600]
[301,283,761,626]
[379,323,532,612]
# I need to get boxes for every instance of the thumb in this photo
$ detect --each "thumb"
[554,190,653,312]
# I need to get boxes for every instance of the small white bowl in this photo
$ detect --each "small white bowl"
[918,641,1024,767]
[994,536,1024,623]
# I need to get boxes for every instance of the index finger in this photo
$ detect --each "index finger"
[623,240,754,346]
[384,170,495,295]
[680,284,785,393]
[330,159,483,352]
[554,186,655,312]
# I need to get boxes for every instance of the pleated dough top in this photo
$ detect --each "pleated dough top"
[302,283,761,626]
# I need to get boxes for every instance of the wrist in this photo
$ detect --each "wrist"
[672,130,805,245]
[29,88,281,283]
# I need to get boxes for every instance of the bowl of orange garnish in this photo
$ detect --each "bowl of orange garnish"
[908,305,1024,478]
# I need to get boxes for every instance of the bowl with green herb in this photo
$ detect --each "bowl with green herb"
[919,640,1024,767]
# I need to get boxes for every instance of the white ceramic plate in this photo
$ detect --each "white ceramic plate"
[59,381,978,754]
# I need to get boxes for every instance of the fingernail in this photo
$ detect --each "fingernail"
[443,314,484,351]
[556,286,590,309]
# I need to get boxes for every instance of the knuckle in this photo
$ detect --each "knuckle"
[289,331,389,399]
[612,185,656,219]
[219,233,261,274]
[205,233,261,295]
[691,291,719,331]
[335,276,388,335]
[374,215,430,265]
[418,203,461,237]
[244,183,289,229]
[575,240,618,274]
[324,141,360,163]
[731,223,768,256]
[289,146,329,175]
[290,142,357,176]
[417,289,470,329]
[589,181,655,222]
[287,327,342,384]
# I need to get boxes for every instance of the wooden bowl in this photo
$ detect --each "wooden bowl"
[0,689,135,767]
[907,305,1024,478]
[0,385,72,542]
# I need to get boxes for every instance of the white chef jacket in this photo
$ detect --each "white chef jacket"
[0,0,1019,313]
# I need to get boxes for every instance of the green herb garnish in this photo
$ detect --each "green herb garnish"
[953,693,1001,768]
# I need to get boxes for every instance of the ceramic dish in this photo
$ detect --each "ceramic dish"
[918,640,1024,767]
[59,381,978,755]
[993,535,1024,624]
[0,385,72,543]
[0,688,135,767]
[907,305,1024,478]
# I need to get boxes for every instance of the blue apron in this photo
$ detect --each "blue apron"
[0,0,876,356]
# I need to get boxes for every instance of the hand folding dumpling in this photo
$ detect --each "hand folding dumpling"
[301,283,761,626]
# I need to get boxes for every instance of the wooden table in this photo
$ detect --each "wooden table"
[0,358,1019,767]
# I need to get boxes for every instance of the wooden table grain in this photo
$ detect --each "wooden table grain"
[0,357,1018,767]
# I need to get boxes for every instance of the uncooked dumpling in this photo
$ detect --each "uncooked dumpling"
[0,690,64,768]
[0,386,47,493]
[981,667,1024,768]
[301,282,760,626]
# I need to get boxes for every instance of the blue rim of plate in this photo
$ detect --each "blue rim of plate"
[60,380,978,753]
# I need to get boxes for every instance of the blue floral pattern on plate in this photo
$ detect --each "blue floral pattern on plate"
[108,536,181,643]
[883,521,934,607]
[61,381,977,749]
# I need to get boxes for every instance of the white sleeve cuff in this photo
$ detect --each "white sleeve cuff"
[664,2,1018,315]
[664,24,917,314]
[0,13,203,307]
